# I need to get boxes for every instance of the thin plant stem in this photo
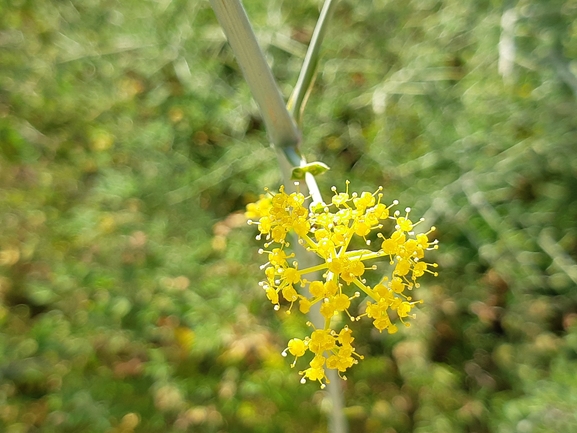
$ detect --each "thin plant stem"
[209,0,300,151]
[288,0,338,127]
[210,1,348,433]
[277,151,347,433]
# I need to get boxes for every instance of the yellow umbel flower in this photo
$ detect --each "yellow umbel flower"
[248,182,439,388]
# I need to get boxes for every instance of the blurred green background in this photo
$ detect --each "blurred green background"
[1,0,577,432]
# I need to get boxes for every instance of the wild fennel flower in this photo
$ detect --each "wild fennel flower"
[247,182,438,388]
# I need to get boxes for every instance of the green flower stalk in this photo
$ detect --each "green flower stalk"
[210,1,348,430]
[247,182,439,387]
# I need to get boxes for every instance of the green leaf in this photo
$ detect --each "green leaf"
[291,161,330,180]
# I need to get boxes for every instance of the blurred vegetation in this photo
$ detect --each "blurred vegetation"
[1,0,577,432]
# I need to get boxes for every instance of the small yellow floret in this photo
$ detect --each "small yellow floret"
[288,338,306,357]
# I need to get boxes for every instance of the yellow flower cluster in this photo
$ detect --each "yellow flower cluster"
[246,182,438,388]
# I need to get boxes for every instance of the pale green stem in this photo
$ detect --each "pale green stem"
[278,152,348,433]
[288,0,338,126]
[210,0,324,200]
[210,2,347,433]
[209,0,300,151]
